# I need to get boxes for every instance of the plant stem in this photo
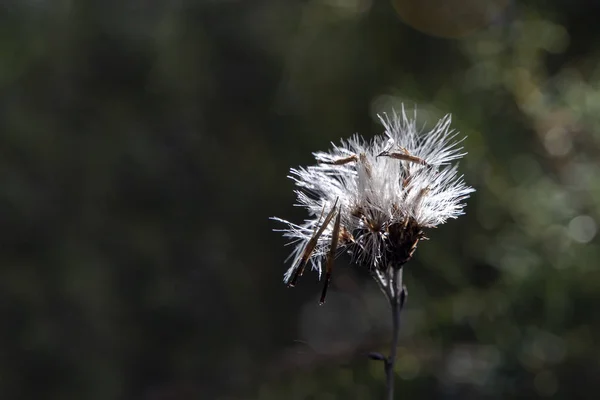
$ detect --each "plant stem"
[384,267,403,400]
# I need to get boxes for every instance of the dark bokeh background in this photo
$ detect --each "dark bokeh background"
[2,1,600,399]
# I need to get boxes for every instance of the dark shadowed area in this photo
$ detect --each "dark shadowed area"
[1,1,599,399]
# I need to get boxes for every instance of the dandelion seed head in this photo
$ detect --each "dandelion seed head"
[272,107,475,285]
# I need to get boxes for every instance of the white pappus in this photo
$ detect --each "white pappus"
[272,107,475,304]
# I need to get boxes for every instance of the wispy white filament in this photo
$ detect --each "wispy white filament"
[272,108,475,283]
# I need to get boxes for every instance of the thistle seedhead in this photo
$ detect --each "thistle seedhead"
[272,107,474,302]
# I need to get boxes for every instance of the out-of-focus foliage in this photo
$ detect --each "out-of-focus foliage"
[1,1,599,399]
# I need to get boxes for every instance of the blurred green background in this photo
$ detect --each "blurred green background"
[1,0,599,399]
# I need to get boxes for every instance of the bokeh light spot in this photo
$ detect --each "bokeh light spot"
[543,127,573,157]
[391,0,511,38]
[568,215,597,244]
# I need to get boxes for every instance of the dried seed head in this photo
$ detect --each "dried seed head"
[272,107,474,290]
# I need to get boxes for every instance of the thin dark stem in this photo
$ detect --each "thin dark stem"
[384,267,403,400]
